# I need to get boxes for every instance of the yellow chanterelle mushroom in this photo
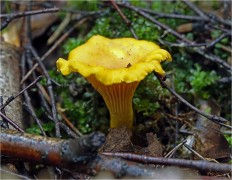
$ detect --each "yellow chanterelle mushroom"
[57,35,171,129]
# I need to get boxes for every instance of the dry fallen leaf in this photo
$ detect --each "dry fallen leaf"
[194,100,230,161]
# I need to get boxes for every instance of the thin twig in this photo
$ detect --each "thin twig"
[29,46,61,138]
[26,51,52,115]
[107,2,231,128]
[0,112,24,132]
[158,32,229,49]
[155,73,231,129]
[119,3,188,42]
[23,102,46,136]
[36,84,51,104]
[25,54,46,136]
[20,50,46,136]
[118,3,232,129]
[110,0,138,39]
[0,76,43,111]
[20,16,90,84]
[58,122,79,139]
[110,0,131,25]
[23,4,61,137]
[183,143,206,160]
[57,103,82,137]
[47,13,72,45]
[0,7,59,30]
[206,33,229,49]
[119,3,232,73]
[0,96,9,128]
[19,10,47,136]
[35,83,52,115]
[165,140,187,158]
[140,6,231,27]
[182,0,231,27]
[182,0,208,20]
[102,152,232,174]
[195,49,231,73]
[140,8,209,21]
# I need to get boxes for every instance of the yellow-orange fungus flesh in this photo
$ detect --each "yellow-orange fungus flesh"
[56,35,172,129]
[87,75,138,129]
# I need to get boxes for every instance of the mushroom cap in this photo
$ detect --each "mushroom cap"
[57,35,172,85]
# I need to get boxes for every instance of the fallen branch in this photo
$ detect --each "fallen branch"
[0,129,179,178]
[0,129,163,178]
[2,129,230,178]
[1,129,158,178]
[0,129,105,167]
[102,152,232,174]
[82,155,164,178]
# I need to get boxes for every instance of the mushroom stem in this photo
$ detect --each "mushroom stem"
[87,75,139,129]
[56,35,172,130]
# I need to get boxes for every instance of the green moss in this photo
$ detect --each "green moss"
[62,38,85,56]
[48,68,109,134]
[86,9,161,41]
[26,122,54,135]
[66,0,99,11]
[134,73,170,119]
[53,0,231,132]
[174,63,220,99]
[224,134,232,148]
[189,64,219,99]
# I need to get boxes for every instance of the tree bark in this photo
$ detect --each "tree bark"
[0,129,105,167]
[0,39,23,129]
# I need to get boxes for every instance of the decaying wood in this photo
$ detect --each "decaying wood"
[0,129,105,168]
[0,40,23,129]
